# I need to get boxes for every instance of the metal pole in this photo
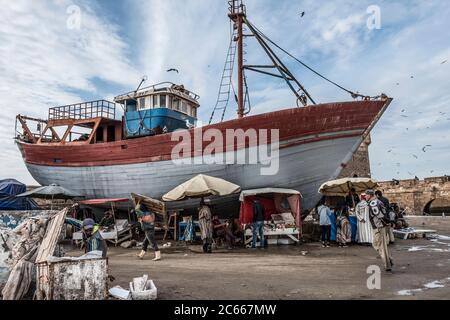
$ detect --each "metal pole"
[237,14,244,118]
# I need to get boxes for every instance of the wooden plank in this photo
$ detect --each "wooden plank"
[36,208,68,264]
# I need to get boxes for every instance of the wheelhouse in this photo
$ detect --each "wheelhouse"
[114,82,200,138]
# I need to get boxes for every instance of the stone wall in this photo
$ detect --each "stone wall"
[339,135,371,178]
[378,176,450,215]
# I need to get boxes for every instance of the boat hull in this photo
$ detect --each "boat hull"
[16,100,391,213]
[23,133,360,210]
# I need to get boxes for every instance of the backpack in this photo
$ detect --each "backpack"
[368,200,388,227]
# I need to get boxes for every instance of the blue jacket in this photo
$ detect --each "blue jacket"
[318,205,332,226]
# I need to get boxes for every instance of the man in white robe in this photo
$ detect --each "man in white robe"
[355,193,373,244]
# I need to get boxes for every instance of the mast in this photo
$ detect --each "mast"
[228,0,246,118]
[219,0,316,123]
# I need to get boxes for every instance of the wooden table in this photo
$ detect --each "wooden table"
[244,227,300,245]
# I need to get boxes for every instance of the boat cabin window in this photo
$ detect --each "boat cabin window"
[139,97,146,110]
[173,98,180,111]
[160,95,167,108]
[181,101,187,113]
[152,95,158,108]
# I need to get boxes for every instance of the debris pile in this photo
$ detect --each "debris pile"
[1,216,49,300]
[109,274,157,300]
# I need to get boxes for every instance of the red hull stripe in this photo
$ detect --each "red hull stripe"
[17,101,385,168]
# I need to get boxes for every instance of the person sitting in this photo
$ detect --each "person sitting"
[394,205,409,229]
[65,218,108,258]
[336,211,352,248]
[212,215,236,249]
[99,210,115,230]
[229,218,244,245]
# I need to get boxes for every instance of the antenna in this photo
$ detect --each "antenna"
[136,75,148,93]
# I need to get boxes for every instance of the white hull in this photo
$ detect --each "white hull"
[25,134,362,211]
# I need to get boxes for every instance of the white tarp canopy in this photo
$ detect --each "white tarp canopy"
[239,188,301,201]
[318,178,378,196]
[162,174,241,202]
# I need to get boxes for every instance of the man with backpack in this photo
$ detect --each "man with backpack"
[376,190,395,244]
[367,190,393,272]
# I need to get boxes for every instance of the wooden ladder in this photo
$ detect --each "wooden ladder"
[164,212,178,241]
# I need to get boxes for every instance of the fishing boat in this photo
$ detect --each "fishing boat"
[14,1,391,214]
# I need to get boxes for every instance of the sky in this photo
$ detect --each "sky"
[0,0,449,185]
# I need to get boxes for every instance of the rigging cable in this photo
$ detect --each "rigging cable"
[247,20,381,100]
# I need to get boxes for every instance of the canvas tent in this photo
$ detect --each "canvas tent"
[0,179,39,211]
[239,188,302,230]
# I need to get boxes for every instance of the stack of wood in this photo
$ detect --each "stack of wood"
[131,193,168,227]
[1,216,49,300]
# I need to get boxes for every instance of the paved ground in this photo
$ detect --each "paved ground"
[83,218,450,300]
[3,216,449,300]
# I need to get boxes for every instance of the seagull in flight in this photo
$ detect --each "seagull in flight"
[299,11,305,17]
[422,145,432,152]
[167,68,179,73]
[412,154,418,159]
[441,60,448,64]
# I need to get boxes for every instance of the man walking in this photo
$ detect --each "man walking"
[376,190,395,244]
[252,198,265,248]
[198,198,213,253]
[317,199,332,247]
[136,203,161,261]
[367,190,393,272]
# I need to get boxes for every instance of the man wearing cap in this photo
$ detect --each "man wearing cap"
[65,217,108,258]
[366,190,393,272]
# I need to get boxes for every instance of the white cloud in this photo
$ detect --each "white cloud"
[0,0,139,184]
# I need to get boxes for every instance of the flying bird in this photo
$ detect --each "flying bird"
[167,68,179,73]
[388,149,393,153]
[401,109,405,112]
[412,154,418,159]
[401,115,408,118]
[299,11,305,17]
[441,60,447,64]
[422,145,432,152]
[410,76,414,79]
[406,128,409,131]
[396,83,400,86]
